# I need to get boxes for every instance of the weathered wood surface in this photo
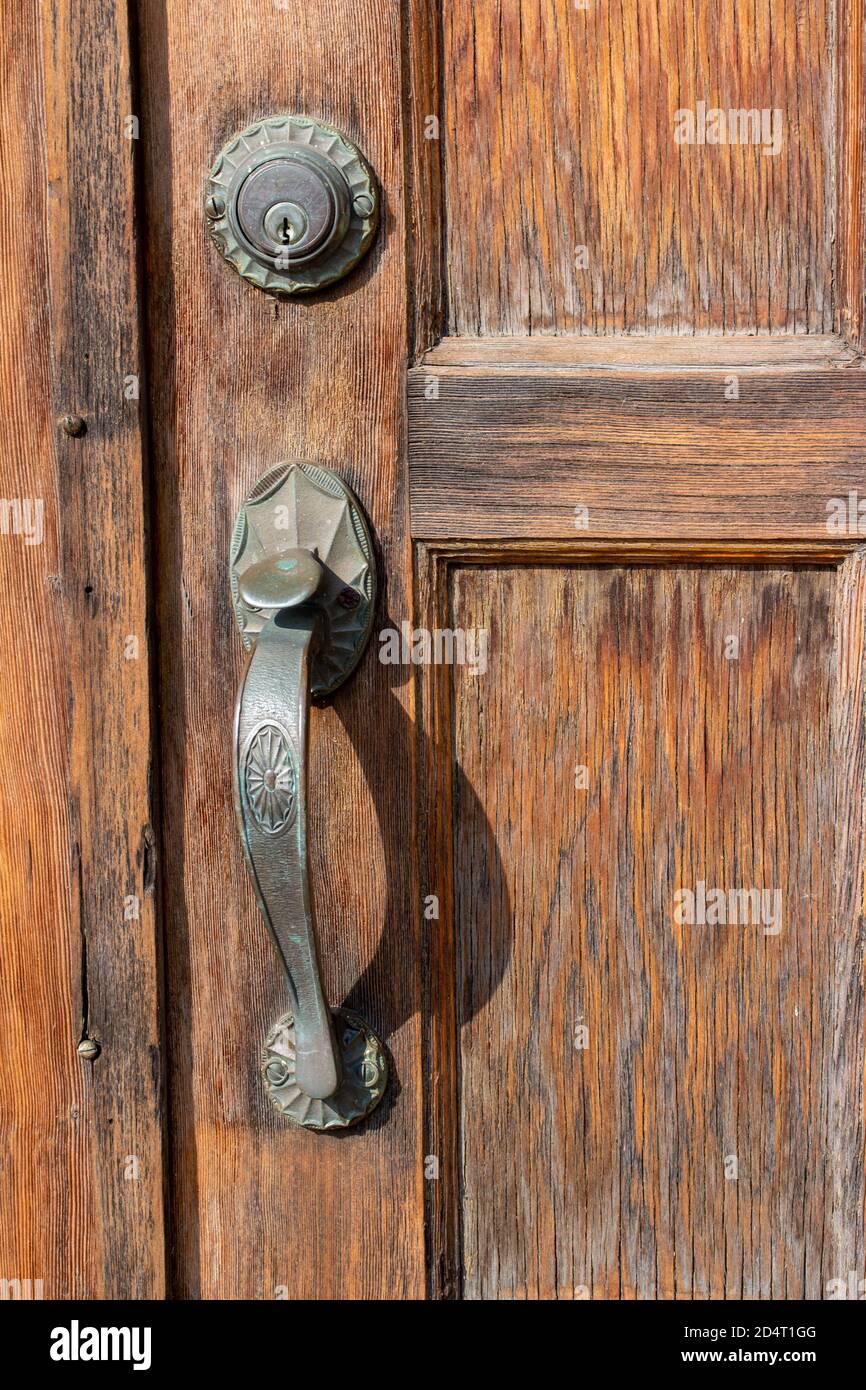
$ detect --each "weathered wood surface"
[409,360,866,540]
[414,545,463,1299]
[137,0,425,1298]
[1,0,861,1305]
[447,560,864,1299]
[441,0,836,336]
[0,0,165,1296]
[424,334,859,369]
[838,0,866,352]
[407,0,446,360]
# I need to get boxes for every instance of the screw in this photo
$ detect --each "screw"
[352,192,375,218]
[265,1059,289,1087]
[59,414,86,438]
[77,1038,101,1061]
[337,586,361,610]
[205,194,225,219]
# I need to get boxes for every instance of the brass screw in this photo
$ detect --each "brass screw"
[77,1038,101,1061]
[59,414,86,438]
[205,194,225,219]
[352,192,374,218]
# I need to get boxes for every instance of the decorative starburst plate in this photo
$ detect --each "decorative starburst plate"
[229,462,376,699]
[205,115,379,296]
[261,1007,388,1131]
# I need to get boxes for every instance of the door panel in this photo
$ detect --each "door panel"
[442,0,836,334]
[448,561,864,1298]
[412,0,866,1299]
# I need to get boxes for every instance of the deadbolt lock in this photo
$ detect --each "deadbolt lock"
[205,115,379,296]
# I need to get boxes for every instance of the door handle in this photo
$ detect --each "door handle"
[230,462,387,1131]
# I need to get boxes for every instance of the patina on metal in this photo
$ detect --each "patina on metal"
[230,463,386,1130]
[206,116,379,296]
[261,1007,387,1131]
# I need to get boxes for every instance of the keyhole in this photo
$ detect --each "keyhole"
[279,217,294,245]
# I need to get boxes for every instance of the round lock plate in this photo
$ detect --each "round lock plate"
[205,115,379,296]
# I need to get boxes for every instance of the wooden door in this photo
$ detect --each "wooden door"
[2,0,864,1302]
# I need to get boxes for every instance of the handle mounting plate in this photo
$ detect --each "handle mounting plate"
[261,1007,387,1131]
[230,462,376,699]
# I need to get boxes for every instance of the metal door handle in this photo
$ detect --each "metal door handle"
[230,463,387,1130]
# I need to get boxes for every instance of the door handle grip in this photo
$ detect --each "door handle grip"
[230,463,387,1131]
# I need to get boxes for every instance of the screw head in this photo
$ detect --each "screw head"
[352,192,375,218]
[205,194,225,219]
[77,1038,101,1061]
[265,1059,289,1087]
[59,414,86,438]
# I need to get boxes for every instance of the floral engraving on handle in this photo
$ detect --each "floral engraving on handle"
[242,722,298,835]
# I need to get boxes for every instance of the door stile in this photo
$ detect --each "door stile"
[0,0,167,1297]
[136,0,429,1298]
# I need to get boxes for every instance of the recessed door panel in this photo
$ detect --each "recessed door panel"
[447,561,864,1299]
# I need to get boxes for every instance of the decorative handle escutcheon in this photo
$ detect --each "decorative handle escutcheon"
[230,463,387,1131]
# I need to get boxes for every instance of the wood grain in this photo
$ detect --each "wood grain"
[828,549,866,1290]
[446,559,863,1299]
[136,0,424,1298]
[0,0,166,1296]
[415,545,463,1298]
[407,0,446,360]
[837,0,866,352]
[2,0,861,1305]
[408,362,866,540]
[441,0,835,335]
[424,334,860,369]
